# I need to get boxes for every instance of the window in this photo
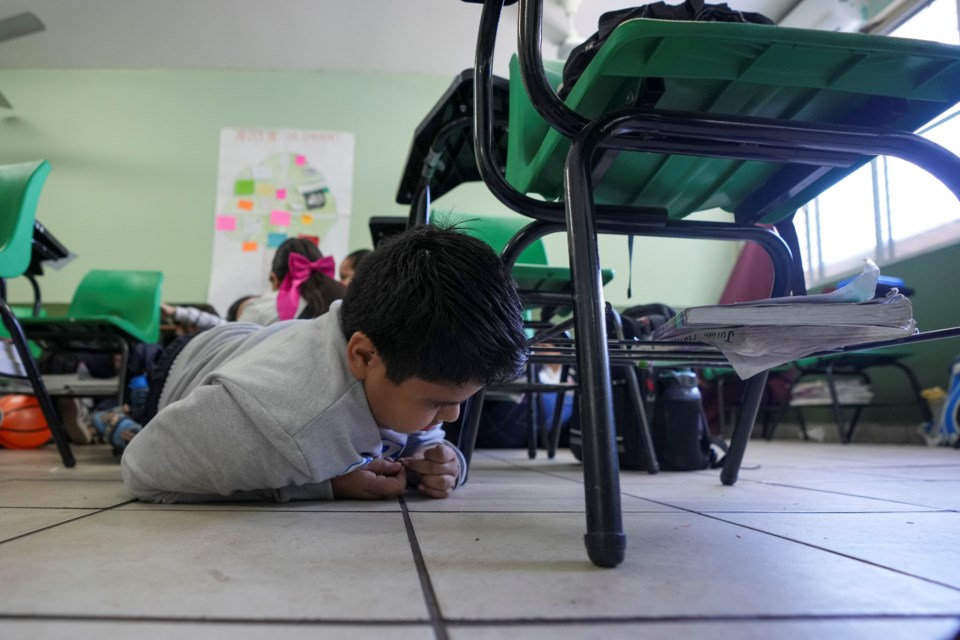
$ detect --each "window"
[795,0,960,286]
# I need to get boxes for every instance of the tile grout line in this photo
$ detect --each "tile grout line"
[0,611,957,627]
[750,479,960,510]
[0,613,429,626]
[399,496,449,640]
[681,507,960,593]
[0,499,137,546]
[444,612,960,626]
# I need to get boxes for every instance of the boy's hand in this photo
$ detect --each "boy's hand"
[400,444,460,499]
[331,458,406,500]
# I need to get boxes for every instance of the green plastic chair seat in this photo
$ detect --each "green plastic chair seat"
[506,20,960,223]
[21,270,164,345]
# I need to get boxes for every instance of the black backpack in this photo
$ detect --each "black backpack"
[559,0,774,100]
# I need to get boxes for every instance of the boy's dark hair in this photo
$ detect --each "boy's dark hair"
[272,238,346,319]
[339,225,526,386]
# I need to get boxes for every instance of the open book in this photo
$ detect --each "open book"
[651,259,917,378]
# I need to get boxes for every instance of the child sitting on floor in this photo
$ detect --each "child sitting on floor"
[120,225,527,503]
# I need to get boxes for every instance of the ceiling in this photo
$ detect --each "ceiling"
[0,0,803,78]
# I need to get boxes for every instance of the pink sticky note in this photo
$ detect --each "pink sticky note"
[294,155,306,166]
[270,209,292,226]
[275,188,287,200]
[215,215,237,231]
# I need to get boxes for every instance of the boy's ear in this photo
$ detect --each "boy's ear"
[345,332,377,380]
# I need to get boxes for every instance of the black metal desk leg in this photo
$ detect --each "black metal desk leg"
[0,299,75,468]
[720,371,768,486]
[565,129,625,568]
[457,388,486,484]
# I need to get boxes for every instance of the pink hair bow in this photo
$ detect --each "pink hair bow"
[276,252,336,320]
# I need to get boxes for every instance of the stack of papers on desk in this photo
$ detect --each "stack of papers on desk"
[652,259,917,379]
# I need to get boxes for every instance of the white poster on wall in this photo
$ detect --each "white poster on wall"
[207,127,354,315]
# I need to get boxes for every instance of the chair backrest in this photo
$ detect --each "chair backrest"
[67,270,164,343]
[0,160,51,279]
[433,212,548,265]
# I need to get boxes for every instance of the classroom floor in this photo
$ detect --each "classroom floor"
[0,440,958,640]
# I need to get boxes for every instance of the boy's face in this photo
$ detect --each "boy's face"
[346,332,482,433]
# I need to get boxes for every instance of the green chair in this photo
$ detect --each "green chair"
[20,269,164,406]
[460,0,960,568]
[0,160,75,467]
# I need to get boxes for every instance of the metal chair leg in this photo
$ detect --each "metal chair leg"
[720,371,768,486]
[565,126,625,568]
[0,299,75,468]
[457,389,486,484]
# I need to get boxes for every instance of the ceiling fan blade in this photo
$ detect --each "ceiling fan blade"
[0,91,11,109]
[0,12,45,45]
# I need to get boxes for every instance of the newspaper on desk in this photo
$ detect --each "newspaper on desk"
[652,259,918,379]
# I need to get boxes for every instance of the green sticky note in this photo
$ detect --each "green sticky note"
[234,179,255,196]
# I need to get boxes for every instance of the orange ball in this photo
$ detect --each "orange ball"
[0,395,51,449]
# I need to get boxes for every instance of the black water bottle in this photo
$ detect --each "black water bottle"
[652,369,709,471]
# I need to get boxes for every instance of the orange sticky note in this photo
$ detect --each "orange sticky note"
[301,213,314,225]
[242,241,258,252]
[237,199,254,211]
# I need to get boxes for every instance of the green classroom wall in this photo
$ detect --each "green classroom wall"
[0,68,736,313]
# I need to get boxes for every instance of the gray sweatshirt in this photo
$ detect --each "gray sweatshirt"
[121,302,465,503]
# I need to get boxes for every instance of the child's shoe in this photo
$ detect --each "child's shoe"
[56,398,99,444]
[91,406,142,457]
[106,416,142,457]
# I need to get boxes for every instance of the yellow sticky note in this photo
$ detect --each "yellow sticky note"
[242,241,258,252]
[301,213,314,225]
[255,183,274,197]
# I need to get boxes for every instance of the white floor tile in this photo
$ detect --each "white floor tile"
[0,480,131,509]
[716,511,960,589]
[0,620,435,640]
[413,511,960,619]
[760,479,960,511]
[0,510,427,620]
[449,618,960,640]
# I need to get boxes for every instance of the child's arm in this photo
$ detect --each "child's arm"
[121,381,345,503]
